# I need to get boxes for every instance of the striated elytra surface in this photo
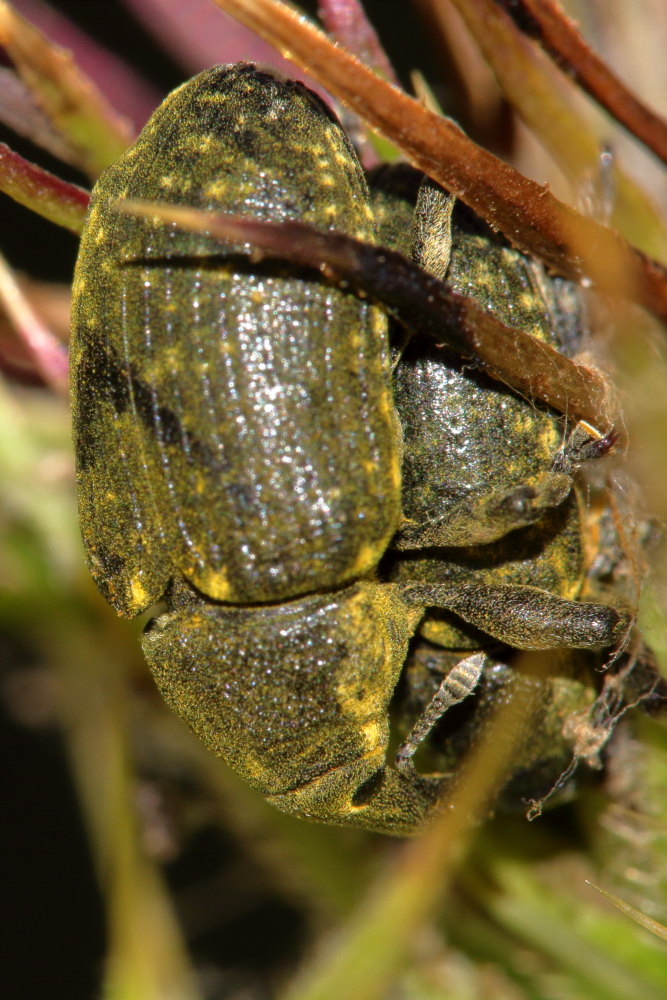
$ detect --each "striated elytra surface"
[71,63,398,616]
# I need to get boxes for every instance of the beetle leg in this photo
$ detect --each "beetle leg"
[552,420,617,474]
[402,581,631,650]
[395,652,485,776]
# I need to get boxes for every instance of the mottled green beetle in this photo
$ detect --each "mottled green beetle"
[71,64,631,835]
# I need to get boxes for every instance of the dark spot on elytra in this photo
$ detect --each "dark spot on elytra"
[229,127,261,157]
[92,541,126,582]
[74,325,229,475]
[225,481,258,512]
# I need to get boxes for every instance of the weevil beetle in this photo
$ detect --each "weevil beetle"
[71,64,632,835]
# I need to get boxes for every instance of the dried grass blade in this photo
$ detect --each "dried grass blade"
[317,0,399,84]
[0,251,68,394]
[444,0,667,260]
[120,199,618,429]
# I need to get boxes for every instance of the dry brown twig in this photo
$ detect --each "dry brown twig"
[213,0,667,328]
[508,0,667,168]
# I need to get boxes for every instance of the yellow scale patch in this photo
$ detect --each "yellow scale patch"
[191,565,232,603]
[129,576,151,609]
[349,542,379,579]
[203,178,229,199]
[361,720,383,751]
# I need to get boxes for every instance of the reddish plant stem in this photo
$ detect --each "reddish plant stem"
[0,142,89,233]
[212,0,667,327]
[509,0,667,168]
[120,200,618,430]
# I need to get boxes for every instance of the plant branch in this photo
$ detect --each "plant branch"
[0,142,89,233]
[506,0,667,168]
[120,200,618,430]
[211,0,667,327]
